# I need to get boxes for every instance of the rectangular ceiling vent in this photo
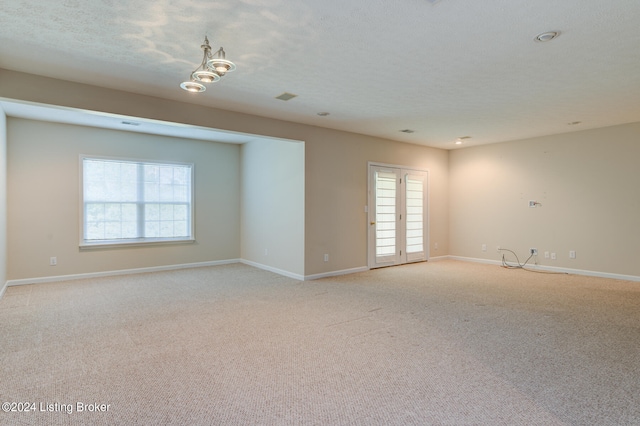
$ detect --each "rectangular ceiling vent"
[275,92,298,101]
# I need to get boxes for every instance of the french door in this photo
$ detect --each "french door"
[368,164,428,268]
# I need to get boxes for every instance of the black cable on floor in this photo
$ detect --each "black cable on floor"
[498,248,568,275]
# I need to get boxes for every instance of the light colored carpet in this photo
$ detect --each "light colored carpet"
[1,260,639,425]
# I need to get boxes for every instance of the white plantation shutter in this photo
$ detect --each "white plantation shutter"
[375,170,398,259]
[82,157,193,245]
[405,173,425,260]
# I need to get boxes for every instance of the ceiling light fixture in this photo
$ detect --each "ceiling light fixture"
[180,36,236,93]
[455,136,471,145]
[534,31,560,43]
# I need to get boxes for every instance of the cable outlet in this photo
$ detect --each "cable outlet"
[530,248,538,256]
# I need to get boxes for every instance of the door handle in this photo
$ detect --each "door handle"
[370,222,376,225]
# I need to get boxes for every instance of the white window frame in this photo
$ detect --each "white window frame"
[79,155,195,249]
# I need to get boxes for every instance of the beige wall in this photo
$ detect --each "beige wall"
[449,122,640,277]
[241,139,305,277]
[0,68,450,279]
[0,107,7,287]
[7,118,241,279]
[302,126,449,274]
[3,69,638,281]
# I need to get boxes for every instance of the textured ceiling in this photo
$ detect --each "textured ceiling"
[1,0,640,149]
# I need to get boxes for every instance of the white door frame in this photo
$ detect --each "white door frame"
[367,162,429,269]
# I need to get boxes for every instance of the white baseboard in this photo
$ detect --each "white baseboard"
[427,255,451,262]
[449,255,640,282]
[239,259,304,281]
[4,255,636,302]
[4,259,241,287]
[0,259,361,300]
[304,266,369,281]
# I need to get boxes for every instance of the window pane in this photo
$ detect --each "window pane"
[121,221,137,238]
[160,204,174,220]
[86,222,104,240]
[105,222,122,239]
[160,221,173,236]
[144,182,159,202]
[146,204,159,220]
[174,185,189,202]
[174,221,188,236]
[145,221,160,238]
[159,184,174,202]
[174,205,187,221]
[83,158,193,244]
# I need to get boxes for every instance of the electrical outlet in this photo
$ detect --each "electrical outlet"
[551,252,557,260]
[50,257,57,266]
[482,244,487,252]
[544,251,550,259]
[264,249,268,256]
[530,248,538,256]
[324,254,329,262]
[569,250,576,259]
[434,242,439,250]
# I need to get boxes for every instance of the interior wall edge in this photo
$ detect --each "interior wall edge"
[239,259,305,281]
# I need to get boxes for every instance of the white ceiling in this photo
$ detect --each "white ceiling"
[1,0,640,149]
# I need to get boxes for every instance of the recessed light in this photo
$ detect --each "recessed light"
[534,31,560,43]
[568,121,582,125]
[317,112,330,116]
[455,136,471,145]
[400,129,415,134]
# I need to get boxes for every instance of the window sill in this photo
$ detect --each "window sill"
[80,238,196,250]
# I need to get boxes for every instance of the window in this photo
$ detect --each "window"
[81,156,194,247]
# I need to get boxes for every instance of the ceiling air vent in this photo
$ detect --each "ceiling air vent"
[275,92,297,101]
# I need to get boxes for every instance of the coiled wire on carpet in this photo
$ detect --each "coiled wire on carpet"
[499,248,567,275]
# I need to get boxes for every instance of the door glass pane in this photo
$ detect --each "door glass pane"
[405,175,423,254]
[376,171,396,257]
